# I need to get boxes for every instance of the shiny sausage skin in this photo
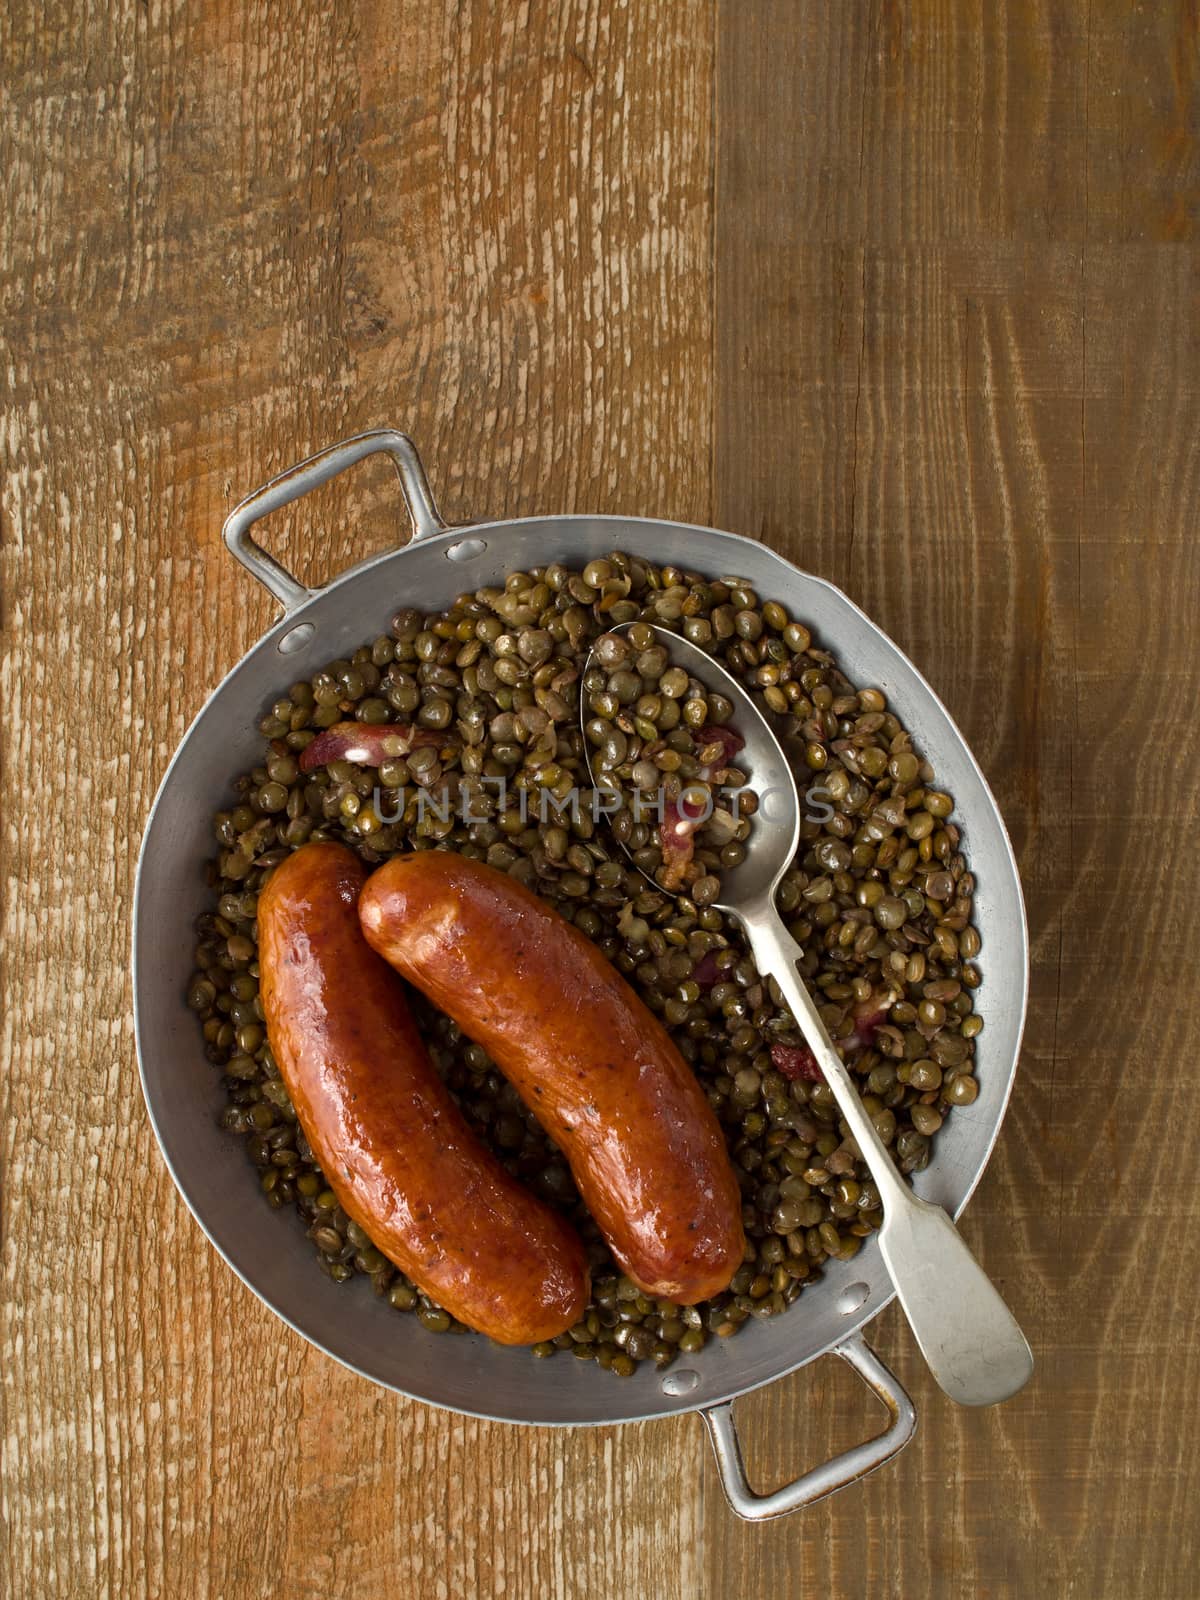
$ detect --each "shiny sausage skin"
[257,842,590,1345]
[358,852,746,1303]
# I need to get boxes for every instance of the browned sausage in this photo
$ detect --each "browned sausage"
[358,852,746,1303]
[257,841,590,1345]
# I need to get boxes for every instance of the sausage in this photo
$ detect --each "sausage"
[257,841,590,1345]
[358,852,746,1303]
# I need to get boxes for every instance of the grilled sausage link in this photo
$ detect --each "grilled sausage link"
[257,842,590,1345]
[358,852,745,1303]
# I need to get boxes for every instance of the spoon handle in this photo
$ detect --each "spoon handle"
[738,910,1033,1407]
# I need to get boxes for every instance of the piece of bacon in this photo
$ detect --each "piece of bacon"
[659,790,709,890]
[847,996,890,1049]
[298,721,447,774]
[771,1042,823,1083]
[697,724,745,767]
[771,991,894,1085]
[692,950,723,989]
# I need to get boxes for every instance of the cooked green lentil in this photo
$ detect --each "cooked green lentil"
[189,553,983,1376]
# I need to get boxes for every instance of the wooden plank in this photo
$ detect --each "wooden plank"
[714,1,1199,1596]
[1,2,715,1595]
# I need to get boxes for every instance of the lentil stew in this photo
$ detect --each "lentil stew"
[186,552,983,1378]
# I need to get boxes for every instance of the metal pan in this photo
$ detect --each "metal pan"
[133,429,1028,1520]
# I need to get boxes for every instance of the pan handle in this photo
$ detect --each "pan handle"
[699,1332,916,1522]
[222,429,446,612]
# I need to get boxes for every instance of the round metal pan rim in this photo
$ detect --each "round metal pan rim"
[133,505,1028,1429]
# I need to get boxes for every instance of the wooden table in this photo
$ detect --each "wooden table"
[4,3,1197,1595]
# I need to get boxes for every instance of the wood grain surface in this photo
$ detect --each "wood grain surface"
[2,1,1197,1595]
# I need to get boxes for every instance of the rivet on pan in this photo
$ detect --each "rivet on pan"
[277,622,316,655]
[836,1281,870,1314]
[445,537,488,562]
[660,1368,700,1397]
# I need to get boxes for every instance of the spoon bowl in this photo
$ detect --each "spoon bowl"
[584,623,804,913]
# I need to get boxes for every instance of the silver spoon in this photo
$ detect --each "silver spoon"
[584,623,1033,1407]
